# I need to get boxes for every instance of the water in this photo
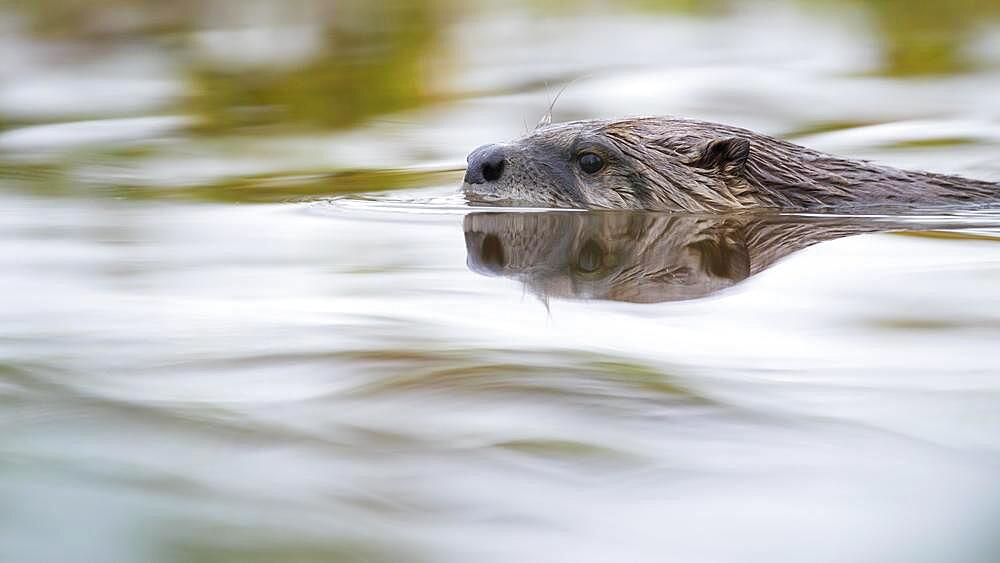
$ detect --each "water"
[3,1,1000,562]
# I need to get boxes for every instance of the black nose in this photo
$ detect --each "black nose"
[464,144,506,185]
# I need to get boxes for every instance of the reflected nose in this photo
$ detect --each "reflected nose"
[464,144,507,185]
[480,234,506,270]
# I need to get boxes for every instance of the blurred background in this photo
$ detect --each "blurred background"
[4,0,1000,199]
[2,1,1000,562]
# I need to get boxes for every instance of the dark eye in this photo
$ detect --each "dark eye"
[578,152,604,174]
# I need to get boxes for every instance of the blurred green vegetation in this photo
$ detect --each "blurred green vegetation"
[3,0,1000,203]
[5,0,997,139]
[187,1,445,132]
[524,0,729,16]
[868,0,1000,75]
[0,162,463,203]
[128,168,464,203]
[171,540,417,563]
[7,0,448,132]
[5,0,196,38]
[811,0,1000,75]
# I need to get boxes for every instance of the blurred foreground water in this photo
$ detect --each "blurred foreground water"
[3,1,1000,562]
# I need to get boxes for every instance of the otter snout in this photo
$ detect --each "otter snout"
[464,144,507,185]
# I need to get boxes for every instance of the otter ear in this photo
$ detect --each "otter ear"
[691,137,750,174]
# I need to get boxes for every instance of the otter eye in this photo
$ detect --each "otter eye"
[578,152,604,175]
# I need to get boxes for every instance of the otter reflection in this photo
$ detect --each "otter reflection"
[464,212,895,303]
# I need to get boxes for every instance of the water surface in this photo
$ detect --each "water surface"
[2,1,1000,561]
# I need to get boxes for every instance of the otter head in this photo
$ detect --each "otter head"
[462,118,753,211]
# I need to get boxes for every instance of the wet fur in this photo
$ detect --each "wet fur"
[464,117,1000,212]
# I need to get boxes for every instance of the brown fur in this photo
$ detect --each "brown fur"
[462,117,1000,212]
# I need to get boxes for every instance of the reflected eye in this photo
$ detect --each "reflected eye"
[577,239,605,273]
[578,152,604,174]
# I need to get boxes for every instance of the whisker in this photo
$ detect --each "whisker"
[536,75,590,130]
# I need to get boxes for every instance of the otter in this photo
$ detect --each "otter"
[464,212,981,303]
[462,117,1000,211]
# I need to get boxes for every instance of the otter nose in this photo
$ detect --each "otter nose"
[464,144,506,185]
